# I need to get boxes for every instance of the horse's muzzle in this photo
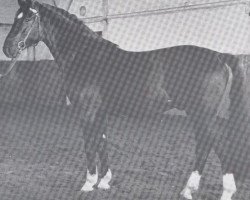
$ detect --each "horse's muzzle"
[3,43,19,59]
[3,46,12,58]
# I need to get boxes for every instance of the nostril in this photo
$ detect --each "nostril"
[3,46,11,58]
[3,46,9,55]
[7,47,11,55]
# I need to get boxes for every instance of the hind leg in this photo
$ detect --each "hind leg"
[216,148,237,200]
[181,114,215,199]
[220,107,249,199]
[213,123,237,200]
[217,54,250,200]
[181,69,228,199]
[215,114,248,200]
[181,98,220,199]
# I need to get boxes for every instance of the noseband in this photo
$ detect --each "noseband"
[17,10,40,52]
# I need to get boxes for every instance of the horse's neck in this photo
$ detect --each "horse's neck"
[39,5,117,69]
[41,23,72,66]
[40,14,85,66]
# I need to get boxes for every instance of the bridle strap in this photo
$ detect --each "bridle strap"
[17,12,40,52]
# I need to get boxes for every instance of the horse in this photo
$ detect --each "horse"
[3,0,249,199]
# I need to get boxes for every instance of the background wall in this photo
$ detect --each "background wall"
[0,0,250,61]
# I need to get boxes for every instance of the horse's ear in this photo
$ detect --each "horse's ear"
[18,0,32,8]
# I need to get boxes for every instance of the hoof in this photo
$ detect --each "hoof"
[221,190,234,200]
[220,174,236,200]
[97,169,112,190]
[81,183,95,192]
[180,171,201,199]
[97,181,111,190]
[80,168,98,192]
[180,188,193,200]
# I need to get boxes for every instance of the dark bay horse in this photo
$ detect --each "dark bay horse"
[3,0,250,199]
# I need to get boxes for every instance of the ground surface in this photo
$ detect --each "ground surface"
[0,101,249,200]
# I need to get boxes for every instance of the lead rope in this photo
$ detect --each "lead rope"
[0,55,19,79]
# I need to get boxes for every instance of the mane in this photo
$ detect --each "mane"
[37,2,117,49]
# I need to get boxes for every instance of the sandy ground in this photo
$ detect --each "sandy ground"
[0,101,249,200]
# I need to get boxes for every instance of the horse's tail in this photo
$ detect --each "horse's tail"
[216,62,233,118]
[228,55,249,130]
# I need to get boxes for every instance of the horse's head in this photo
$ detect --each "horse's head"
[3,0,41,58]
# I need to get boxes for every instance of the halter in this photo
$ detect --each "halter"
[0,8,40,79]
[17,8,40,52]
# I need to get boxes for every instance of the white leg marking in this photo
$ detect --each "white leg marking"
[221,174,237,200]
[81,167,98,192]
[66,95,71,106]
[181,171,201,199]
[102,134,106,139]
[97,169,112,190]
